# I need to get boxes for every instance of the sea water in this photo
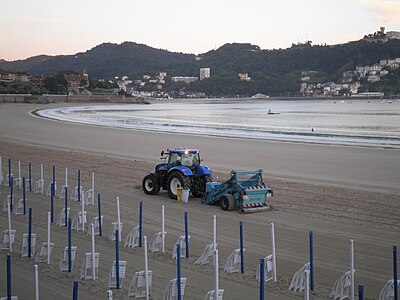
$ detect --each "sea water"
[36,99,400,149]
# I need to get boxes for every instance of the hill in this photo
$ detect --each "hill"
[1,38,400,96]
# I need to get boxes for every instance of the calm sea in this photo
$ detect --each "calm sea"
[37,99,400,149]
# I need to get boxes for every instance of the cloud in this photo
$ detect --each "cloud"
[362,0,400,23]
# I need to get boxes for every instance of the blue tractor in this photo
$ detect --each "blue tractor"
[142,148,213,199]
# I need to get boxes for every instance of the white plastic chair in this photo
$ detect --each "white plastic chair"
[108,260,128,289]
[172,236,190,259]
[2,196,13,213]
[56,208,70,226]
[5,173,13,186]
[80,252,100,280]
[0,229,16,251]
[85,189,93,205]
[13,199,25,216]
[195,243,215,265]
[72,211,87,231]
[379,279,400,300]
[33,242,54,263]
[124,226,140,248]
[128,270,153,298]
[0,296,18,300]
[59,246,77,272]
[163,278,187,300]
[288,262,310,292]
[58,185,68,199]
[204,289,224,300]
[256,254,274,283]
[224,248,245,273]
[87,216,103,236]
[108,222,123,241]
[329,270,353,300]
[34,179,45,194]
[20,233,36,257]
[46,181,57,196]
[149,231,167,253]
[70,186,83,202]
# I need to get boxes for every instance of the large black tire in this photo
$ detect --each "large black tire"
[220,194,235,211]
[142,173,160,195]
[167,171,191,199]
[192,174,213,197]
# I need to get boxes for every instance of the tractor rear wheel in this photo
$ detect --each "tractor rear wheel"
[142,174,160,195]
[192,174,213,197]
[220,194,235,211]
[167,171,191,199]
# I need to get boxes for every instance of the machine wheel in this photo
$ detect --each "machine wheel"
[167,171,191,200]
[192,174,213,197]
[142,174,160,195]
[220,194,235,211]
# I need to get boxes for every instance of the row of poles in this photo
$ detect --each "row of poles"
[1,157,399,300]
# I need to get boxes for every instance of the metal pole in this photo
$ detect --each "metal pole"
[309,231,314,291]
[7,203,12,252]
[98,194,102,237]
[144,236,149,300]
[10,176,13,212]
[240,221,244,274]
[91,223,96,280]
[0,156,2,186]
[184,212,189,258]
[68,218,72,272]
[213,215,217,251]
[177,244,181,300]
[77,169,80,202]
[304,270,310,300]
[91,172,95,205]
[51,182,54,223]
[162,205,165,253]
[214,249,219,300]
[23,177,26,215]
[271,223,277,282]
[260,258,265,300]
[81,191,85,232]
[350,239,355,300]
[34,264,39,300]
[139,202,143,248]
[29,162,32,192]
[18,161,21,189]
[117,197,121,242]
[52,165,55,197]
[65,167,68,188]
[65,186,68,227]
[394,245,398,300]
[47,212,51,264]
[40,164,44,194]
[116,229,120,289]
[358,284,364,300]
[7,255,11,300]
[28,208,32,258]
[8,158,11,187]
[72,281,78,300]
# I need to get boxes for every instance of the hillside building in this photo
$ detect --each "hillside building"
[171,76,198,84]
[199,68,210,80]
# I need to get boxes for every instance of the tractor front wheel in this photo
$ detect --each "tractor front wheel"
[142,174,160,195]
[220,194,235,211]
[167,171,191,199]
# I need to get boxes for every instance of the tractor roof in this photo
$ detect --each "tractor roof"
[169,148,200,154]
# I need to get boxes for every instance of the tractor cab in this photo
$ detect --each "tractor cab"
[166,149,200,169]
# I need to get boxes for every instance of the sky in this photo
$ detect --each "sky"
[1,0,400,61]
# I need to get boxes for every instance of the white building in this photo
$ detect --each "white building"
[171,76,198,84]
[199,68,210,80]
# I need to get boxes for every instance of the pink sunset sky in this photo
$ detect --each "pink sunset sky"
[1,0,400,61]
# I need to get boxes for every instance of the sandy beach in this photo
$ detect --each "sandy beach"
[0,102,399,299]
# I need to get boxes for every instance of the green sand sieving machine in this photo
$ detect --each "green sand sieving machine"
[200,170,273,213]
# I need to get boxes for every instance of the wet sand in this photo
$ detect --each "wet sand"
[0,102,399,299]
